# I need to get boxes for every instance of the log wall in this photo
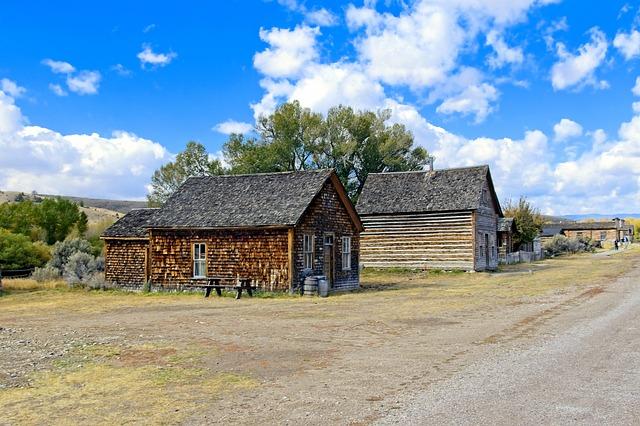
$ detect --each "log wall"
[104,239,148,288]
[293,181,360,291]
[474,180,499,270]
[360,211,475,270]
[149,228,290,291]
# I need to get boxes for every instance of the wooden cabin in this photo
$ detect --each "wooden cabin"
[356,165,502,271]
[561,218,634,243]
[497,217,516,260]
[102,170,363,293]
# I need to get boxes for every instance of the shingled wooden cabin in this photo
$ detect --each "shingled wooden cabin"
[356,165,502,271]
[103,169,363,293]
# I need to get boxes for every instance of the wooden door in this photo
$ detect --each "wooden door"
[323,234,334,287]
[484,234,490,268]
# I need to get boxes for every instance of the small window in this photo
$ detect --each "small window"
[342,236,352,270]
[576,231,583,238]
[600,231,607,241]
[303,234,314,269]
[193,243,206,278]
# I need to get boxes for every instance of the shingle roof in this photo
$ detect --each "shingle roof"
[562,221,623,230]
[540,225,564,237]
[102,208,159,238]
[149,169,335,228]
[356,165,500,215]
[498,217,515,232]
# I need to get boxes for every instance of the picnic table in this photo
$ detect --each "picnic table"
[198,276,257,299]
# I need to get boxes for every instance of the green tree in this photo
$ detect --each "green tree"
[503,197,544,246]
[147,141,224,206]
[0,229,50,270]
[36,198,81,244]
[0,201,38,237]
[77,211,88,236]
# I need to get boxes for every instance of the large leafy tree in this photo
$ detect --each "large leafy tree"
[36,198,81,245]
[224,102,429,200]
[147,141,224,206]
[503,197,544,246]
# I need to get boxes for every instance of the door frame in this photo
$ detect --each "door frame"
[323,233,335,288]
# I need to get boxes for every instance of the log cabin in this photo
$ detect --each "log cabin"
[560,218,634,243]
[102,169,363,292]
[356,165,502,271]
[497,217,516,260]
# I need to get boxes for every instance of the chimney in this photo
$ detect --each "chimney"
[425,155,435,172]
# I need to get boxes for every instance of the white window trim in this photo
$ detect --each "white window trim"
[342,236,351,271]
[303,234,314,269]
[193,242,207,278]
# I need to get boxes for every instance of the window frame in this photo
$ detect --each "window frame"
[303,234,314,270]
[342,236,352,270]
[600,231,607,241]
[193,242,207,278]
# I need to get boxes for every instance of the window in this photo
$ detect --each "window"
[303,234,314,269]
[193,243,206,278]
[576,231,583,238]
[342,236,352,270]
[600,231,607,241]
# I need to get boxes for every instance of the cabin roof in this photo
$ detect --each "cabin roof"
[356,165,502,216]
[498,217,515,232]
[562,221,624,231]
[540,225,564,237]
[101,208,159,238]
[146,169,360,229]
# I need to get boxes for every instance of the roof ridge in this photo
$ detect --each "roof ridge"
[186,169,333,180]
[367,164,489,176]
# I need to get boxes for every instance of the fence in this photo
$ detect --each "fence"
[0,268,35,279]
[499,250,544,265]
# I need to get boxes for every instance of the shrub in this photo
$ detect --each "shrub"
[63,252,97,287]
[86,273,112,291]
[48,238,93,272]
[544,234,596,257]
[32,265,61,282]
[95,256,105,272]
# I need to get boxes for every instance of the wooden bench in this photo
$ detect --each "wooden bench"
[196,277,257,299]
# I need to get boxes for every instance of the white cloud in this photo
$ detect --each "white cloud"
[111,64,132,77]
[253,26,319,79]
[213,120,254,135]
[143,24,156,33]
[633,102,640,114]
[0,90,170,199]
[553,118,583,142]
[66,70,101,95]
[486,30,524,68]
[1,78,26,98]
[42,59,76,74]
[137,45,177,68]
[613,29,640,60]
[306,8,338,26]
[436,83,499,123]
[551,28,608,91]
[633,76,640,96]
[48,83,67,97]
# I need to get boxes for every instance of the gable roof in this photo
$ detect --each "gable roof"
[102,208,159,239]
[540,225,565,237]
[148,169,362,230]
[498,217,515,233]
[562,221,624,231]
[357,165,502,216]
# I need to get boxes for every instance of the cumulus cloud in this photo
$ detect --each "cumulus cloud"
[253,26,319,79]
[553,118,583,142]
[551,27,608,90]
[306,8,338,26]
[48,83,67,97]
[213,120,254,135]
[633,76,640,96]
[137,45,177,68]
[66,71,101,95]
[0,84,170,199]
[486,30,524,68]
[42,59,76,74]
[613,29,640,60]
[1,78,26,98]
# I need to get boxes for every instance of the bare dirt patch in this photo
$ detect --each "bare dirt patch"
[1,246,639,425]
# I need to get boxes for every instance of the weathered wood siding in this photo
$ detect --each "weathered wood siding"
[360,211,475,270]
[474,181,499,271]
[149,228,290,291]
[294,181,360,291]
[564,228,619,242]
[104,239,148,288]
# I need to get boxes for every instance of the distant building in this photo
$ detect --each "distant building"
[562,218,634,242]
[497,217,516,260]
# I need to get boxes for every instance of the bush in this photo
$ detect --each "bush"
[63,252,97,287]
[0,229,50,270]
[48,238,93,272]
[95,256,105,272]
[32,265,61,282]
[86,273,112,291]
[544,234,596,257]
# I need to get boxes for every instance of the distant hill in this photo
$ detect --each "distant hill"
[0,190,146,214]
[562,213,640,220]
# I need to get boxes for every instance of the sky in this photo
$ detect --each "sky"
[1,0,640,215]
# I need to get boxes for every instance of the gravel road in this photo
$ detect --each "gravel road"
[380,263,640,425]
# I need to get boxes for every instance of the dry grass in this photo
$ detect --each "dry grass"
[1,278,67,291]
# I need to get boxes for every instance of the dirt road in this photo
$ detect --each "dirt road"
[381,261,640,425]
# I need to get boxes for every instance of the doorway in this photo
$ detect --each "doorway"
[484,234,490,269]
[323,234,335,287]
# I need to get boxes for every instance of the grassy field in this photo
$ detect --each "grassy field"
[1,246,639,424]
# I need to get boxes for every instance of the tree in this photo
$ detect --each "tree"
[147,141,224,206]
[503,197,544,246]
[0,229,50,270]
[77,211,88,236]
[224,102,428,200]
[36,198,81,244]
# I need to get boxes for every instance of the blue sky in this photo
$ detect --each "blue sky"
[1,0,640,214]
